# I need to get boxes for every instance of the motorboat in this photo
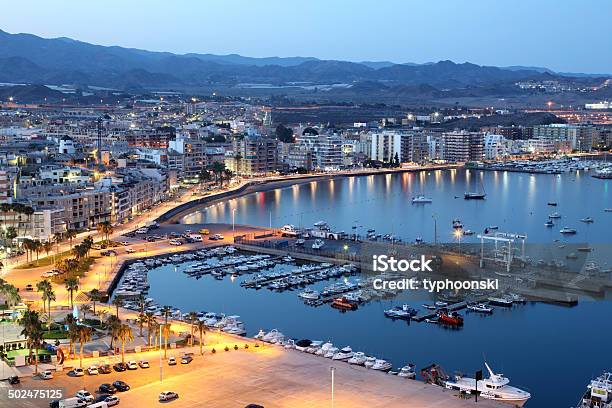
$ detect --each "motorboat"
[560,227,577,234]
[605,208,612,213]
[444,362,531,407]
[580,217,594,223]
[298,289,320,300]
[384,305,418,319]
[312,239,325,250]
[467,303,493,314]
[434,301,449,307]
[261,329,284,343]
[331,297,358,311]
[283,339,296,349]
[549,212,562,219]
[422,304,437,310]
[464,192,486,200]
[547,202,558,206]
[544,220,554,227]
[280,225,299,237]
[332,346,354,361]
[412,195,433,204]
[487,296,513,307]
[488,225,499,230]
[397,364,416,379]
[305,341,323,354]
[315,342,334,356]
[294,339,312,352]
[364,356,377,369]
[576,371,612,408]
[463,229,475,236]
[437,309,464,326]
[324,347,339,359]
[347,352,367,365]
[313,221,330,231]
[370,359,393,371]
[452,218,463,229]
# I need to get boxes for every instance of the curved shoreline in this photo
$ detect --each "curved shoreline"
[159,164,459,223]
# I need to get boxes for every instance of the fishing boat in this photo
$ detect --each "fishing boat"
[412,195,433,204]
[560,227,577,234]
[467,303,493,314]
[575,371,612,408]
[331,297,358,311]
[444,362,531,407]
[437,309,464,326]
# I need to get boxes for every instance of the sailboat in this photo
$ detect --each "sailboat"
[464,179,486,199]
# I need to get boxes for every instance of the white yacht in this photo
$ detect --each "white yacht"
[280,225,299,237]
[347,352,367,365]
[304,341,323,354]
[412,195,433,204]
[332,346,354,361]
[397,364,416,379]
[315,342,334,356]
[576,372,612,408]
[363,356,377,368]
[549,212,562,219]
[370,359,393,371]
[444,362,531,407]
[324,347,339,358]
[261,329,284,343]
[298,289,320,300]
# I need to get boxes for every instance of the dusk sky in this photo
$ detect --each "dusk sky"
[1,0,611,73]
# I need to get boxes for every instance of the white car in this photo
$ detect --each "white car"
[75,390,94,403]
[120,241,130,246]
[136,228,148,234]
[71,367,85,377]
[40,370,53,380]
[125,247,136,253]
[167,356,176,365]
[104,395,120,406]
[126,360,138,370]
[138,360,150,368]
[158,391,179,401]
[87,365,99,375]
[169,240,183,246]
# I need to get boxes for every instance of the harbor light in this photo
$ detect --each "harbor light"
[343,244,349,251]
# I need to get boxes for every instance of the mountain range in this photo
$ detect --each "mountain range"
[0,29,609,105]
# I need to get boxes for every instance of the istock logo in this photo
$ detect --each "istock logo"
[372,255,433,272]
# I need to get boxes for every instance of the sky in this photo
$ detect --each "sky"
[1,0,611,73]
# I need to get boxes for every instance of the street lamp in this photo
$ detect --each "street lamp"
[330,366,336,408]
[454,229,462,252]
[232,208,237,241]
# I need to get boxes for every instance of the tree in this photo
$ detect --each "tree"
[19,310,44,374]
[53,232,63,254]
[112,297,124,318]
[63,314,77,357]
[208,162,225,186]
[89,289,101,316]
[160,305,172,358]
[46,288,55,326]
[186,311,198,347]
[64,277,79,309]
[65,230,77,249]
[72,243,87,260]
[196,320,206,356]
[145,312,156,347]
[42,241,53,259]
[275,124,295,143]
[36,280,52,317]
[22,238,34,263]
[80,304,91,321]
[162,324,171,359]
[1,283,21,308]
[32,240,42,264]
[5,226,17,247]
[117,324,133,364]
[105,315,121,350]
[96,221,113,244]
[77,326,92,368]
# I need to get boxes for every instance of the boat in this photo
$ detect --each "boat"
[280,224,299,237]
[560,227,577,234]
[605,208,612,213]
[331,297,358,311]
[580,217,594,223]
[422,304,437,310]
[487,296,513,307]
[488,225,499,230]
[315,342,334,356]
[434,301,449,307]
[437,309,464,326]
[463,229,475,236]
[332,346,354,361]
[467,303,493,314]
[464,191,486,200]
[444,362,531,407]
[592,168,612,179]
[298,289,320,300]
[412,195,433,204]
[347,352,367,365]
[323,347,339,359]
[549,212,562,219]
[312,239,325,250]
[544,220,554,227]
[547,202,558,206]
[313,221,330,231]
[370,359,393,371]
[397,364,416,379]
[253,329,266,340]
[576,371,612,408]
[363,356,377,368]
[384,304,418,319]
[452,218,463,229]
[295,339,312,352]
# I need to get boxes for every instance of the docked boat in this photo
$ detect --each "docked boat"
[347,352,367,365]
[331,297,358,311]
[397,364,416,379]
[324,347,340,359]
[412,195,433,204]
[312,239,325,250]
[434,301,449,307]
[370,359,393,372]
[384,304,418,319]
[487,296,513,307]
[280,224,299,237]
[605,208,612,213]
[467,303,493,314]
[332,346,354,361]
[363,356,377,369]
[298,289,320,300]
[549,212,562,219]
[592,168,612,179]
[315,342,334,356]
[437,309,464,326]
[444,362,531,407]
[576,371,612,408]
[422,304,437,310]
[580,217,594,223]
[560,227,577,234]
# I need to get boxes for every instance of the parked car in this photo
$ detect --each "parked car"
[126,360,138,370]
[8,375,20,384]
[97,383,117,394]
[87,365,99,375]
[138,360,150,368]
[112,380,130,392]
[98,364,112,374]
[125,247,136,253]
[169,240,183,246]
[199,228,210,235]
[40,370,54,380]
[70,367,85,377]
[49,397,87,408]
[136,228,148,234]
[180,355,193,364]
[92,244,102,250]
[167,356,177,366]
[158,391,179,401]
[113,362,127,372]
[75,390,94,403]
[25,284,34,291]
[120,241,130,246]
[102,395,120,407]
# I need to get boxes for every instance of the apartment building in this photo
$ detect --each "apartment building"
[442,131,484,162]
[532,124,595,152]
[225,134,278,176]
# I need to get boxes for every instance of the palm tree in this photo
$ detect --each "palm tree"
[162,323,171,359]
[72,243,87,260]
[64,277,79,309]
[20,310,44,374]
[32,240,42,264]
[42,241,53,260]
[36,280,52,316]
[81,236,93,257]
[112,296,123,318]
[105,314,121,350]
[96,221,113,244]
[117,323,133,364]
[145,312,155,347]
[4,226,17,249]
[53,232,63,255]
[65,229,77,249]
[80,304,91,321]
[186,311,198,347]
[77,326,92,368]
[68,318,80,358]
[22,238,33,263]
[89,289,101,315]
[3,284,21,308]
[196,320,206,355]
[45,288,56,326]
